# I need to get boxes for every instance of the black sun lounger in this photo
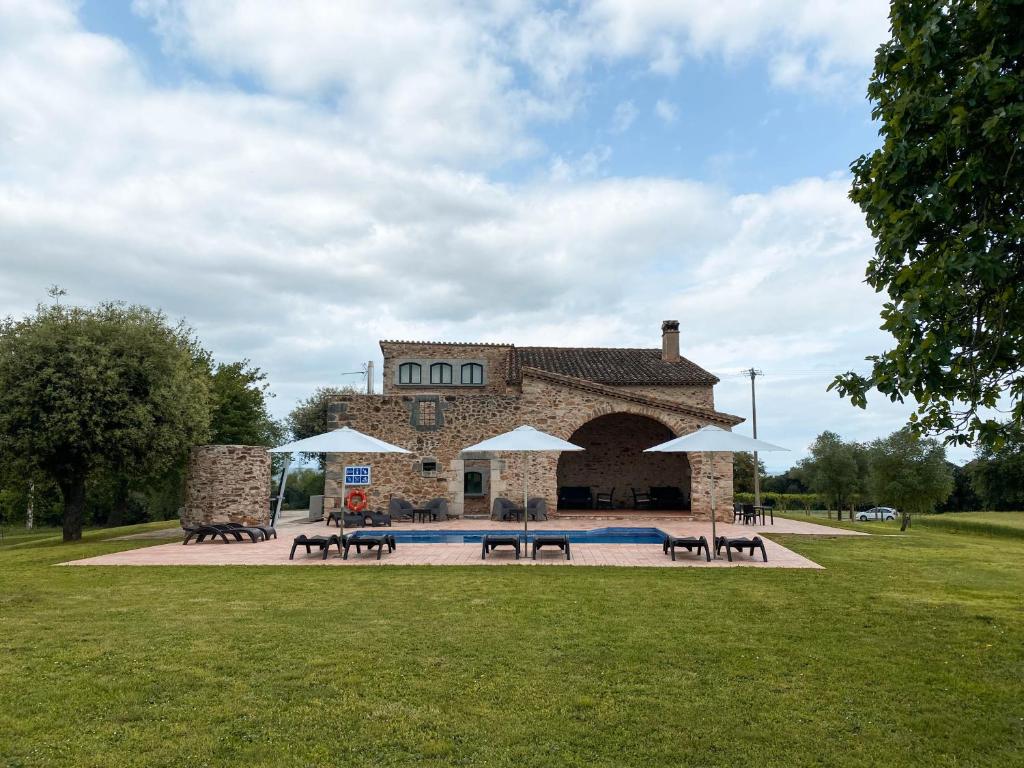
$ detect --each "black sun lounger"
[714,535,768,562]
[290,534,344,560]
[208,523,265,542]
[662,535,710,562]
[220,522,276,540]
[481,534,521,560]
[531,534,570,560]
[182,525,233,545]
[343,533,396,560]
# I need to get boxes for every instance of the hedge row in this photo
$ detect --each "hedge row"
[733,492,824,511]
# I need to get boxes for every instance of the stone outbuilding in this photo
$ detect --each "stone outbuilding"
[324,321,743,519]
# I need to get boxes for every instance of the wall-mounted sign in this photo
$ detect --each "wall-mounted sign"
[344,465,371,486]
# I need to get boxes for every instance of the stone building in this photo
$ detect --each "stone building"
[324,321,743,519]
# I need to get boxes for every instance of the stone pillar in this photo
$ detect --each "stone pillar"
[688,452,734,521]
[183,445,271,527]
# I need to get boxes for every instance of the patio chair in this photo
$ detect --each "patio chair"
[481,533,521,560]
[662,535,710,562]
[595,487,615,510]
[491,497,522,522]
[531,534,570,560]
[289,533,344,560]
[715,535,767,562]
[742,504,759,525]
[369,511,392,527]
[388,497,415,522]
[732,502,744,524]
[631,489,652,510]
[343,533,396,560]
[527,497,548,521]
[425,497,450,521]
[343,513,367,528]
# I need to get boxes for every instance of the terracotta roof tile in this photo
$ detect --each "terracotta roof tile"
[510,347,718,386]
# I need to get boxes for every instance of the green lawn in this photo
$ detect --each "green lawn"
[1,524,1022,767]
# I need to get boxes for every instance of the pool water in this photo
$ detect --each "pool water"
[366,527,669,545]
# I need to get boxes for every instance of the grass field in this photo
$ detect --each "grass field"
[1,522,1022,767]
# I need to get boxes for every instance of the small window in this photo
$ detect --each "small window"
[430,362,453,385]
[421,459,438,477]
[418,400,437,427]
[398,362,421,384]
[464,471,484,496]
[461,363,483,385]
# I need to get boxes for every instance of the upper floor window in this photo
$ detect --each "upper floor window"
[398,362,421,384]
[461,363,484,385]
[430,362,453,385]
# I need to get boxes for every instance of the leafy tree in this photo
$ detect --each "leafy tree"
[799,432,866,516]
[761,468,810,495]
[831,0,1024,449]
[287,385,361,467]
[281,467,326,510]
[868,428,954,530]
[939,462,983,512]
[0,302,210,540]
[209,360,284,446]
[968,425,1024,509]
[732,452,766,494]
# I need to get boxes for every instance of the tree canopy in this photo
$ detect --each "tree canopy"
[968,425,1024,509]
[831,0,1024,449]
[0,302,211,540]
[209,360,284,446]
[868,428,954,529]
[798,431,868,514]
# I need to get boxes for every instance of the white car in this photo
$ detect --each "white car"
[856,507,898,521]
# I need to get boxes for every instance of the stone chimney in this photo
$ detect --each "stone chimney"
[661,320,680,362]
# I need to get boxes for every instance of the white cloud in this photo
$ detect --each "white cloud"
[654,98,679,124]
[0,1,961,469]
[610,100,638,134]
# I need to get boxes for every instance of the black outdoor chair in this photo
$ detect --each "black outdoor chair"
[289,534,344,560]
[491,497,522,522]
[481,534,521,559]
[527,497,549,521]
[369,511,392,527]
[343,533,397,560]
[531,534,570,560]
[662,535,710,562]
[595,487,615,510]
[557,486,593,509]
[425,497,450,521]
[343,513,366,527]
[742,504,760,525]
[631,489,652,510]
[388,497,415,522]
[732,502,745,524]
[715,535,768,562]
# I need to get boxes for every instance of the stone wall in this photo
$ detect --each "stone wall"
[325,371,736,520]
[183,445,270,527]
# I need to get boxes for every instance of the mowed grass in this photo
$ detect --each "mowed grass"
[1,525,1022,767]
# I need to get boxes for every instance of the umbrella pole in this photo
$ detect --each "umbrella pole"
[273,455,292,528]
[708,451,718,559]
[340,477,346,541]
[522,453,529,550]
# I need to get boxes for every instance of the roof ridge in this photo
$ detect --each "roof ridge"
[520,366,743,426]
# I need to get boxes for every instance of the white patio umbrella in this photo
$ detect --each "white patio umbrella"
[268,427,410,532]
[645,425,788,558]
[461,426,583,544]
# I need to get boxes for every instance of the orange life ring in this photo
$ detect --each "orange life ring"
[345,488,368,512]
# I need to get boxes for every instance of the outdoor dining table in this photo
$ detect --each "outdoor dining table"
[413,508,433,523]
[754,505,774,525]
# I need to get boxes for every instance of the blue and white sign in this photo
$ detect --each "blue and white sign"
[344,465,371,486]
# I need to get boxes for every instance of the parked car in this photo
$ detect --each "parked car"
[856,506,898,522]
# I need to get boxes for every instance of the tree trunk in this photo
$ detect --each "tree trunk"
[60,474,87,541]
[900,512,910,532]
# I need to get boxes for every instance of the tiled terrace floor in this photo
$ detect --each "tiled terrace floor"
[64,514,864,569]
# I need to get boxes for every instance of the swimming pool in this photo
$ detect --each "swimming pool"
[364,527,669,545]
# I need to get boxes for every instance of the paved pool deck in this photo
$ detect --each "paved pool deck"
[63,515,865,569]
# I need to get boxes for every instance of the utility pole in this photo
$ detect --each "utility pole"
[366,361,374,394]
[742,368,764,508]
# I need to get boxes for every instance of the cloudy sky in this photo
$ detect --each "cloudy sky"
[0,0,966,470]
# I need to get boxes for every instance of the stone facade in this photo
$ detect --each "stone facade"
[183,445,270,527]
[324,328,742,520]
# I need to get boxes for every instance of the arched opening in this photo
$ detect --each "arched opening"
[556,413,691,511]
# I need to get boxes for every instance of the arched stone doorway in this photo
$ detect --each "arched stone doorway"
[556,413,691,511]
